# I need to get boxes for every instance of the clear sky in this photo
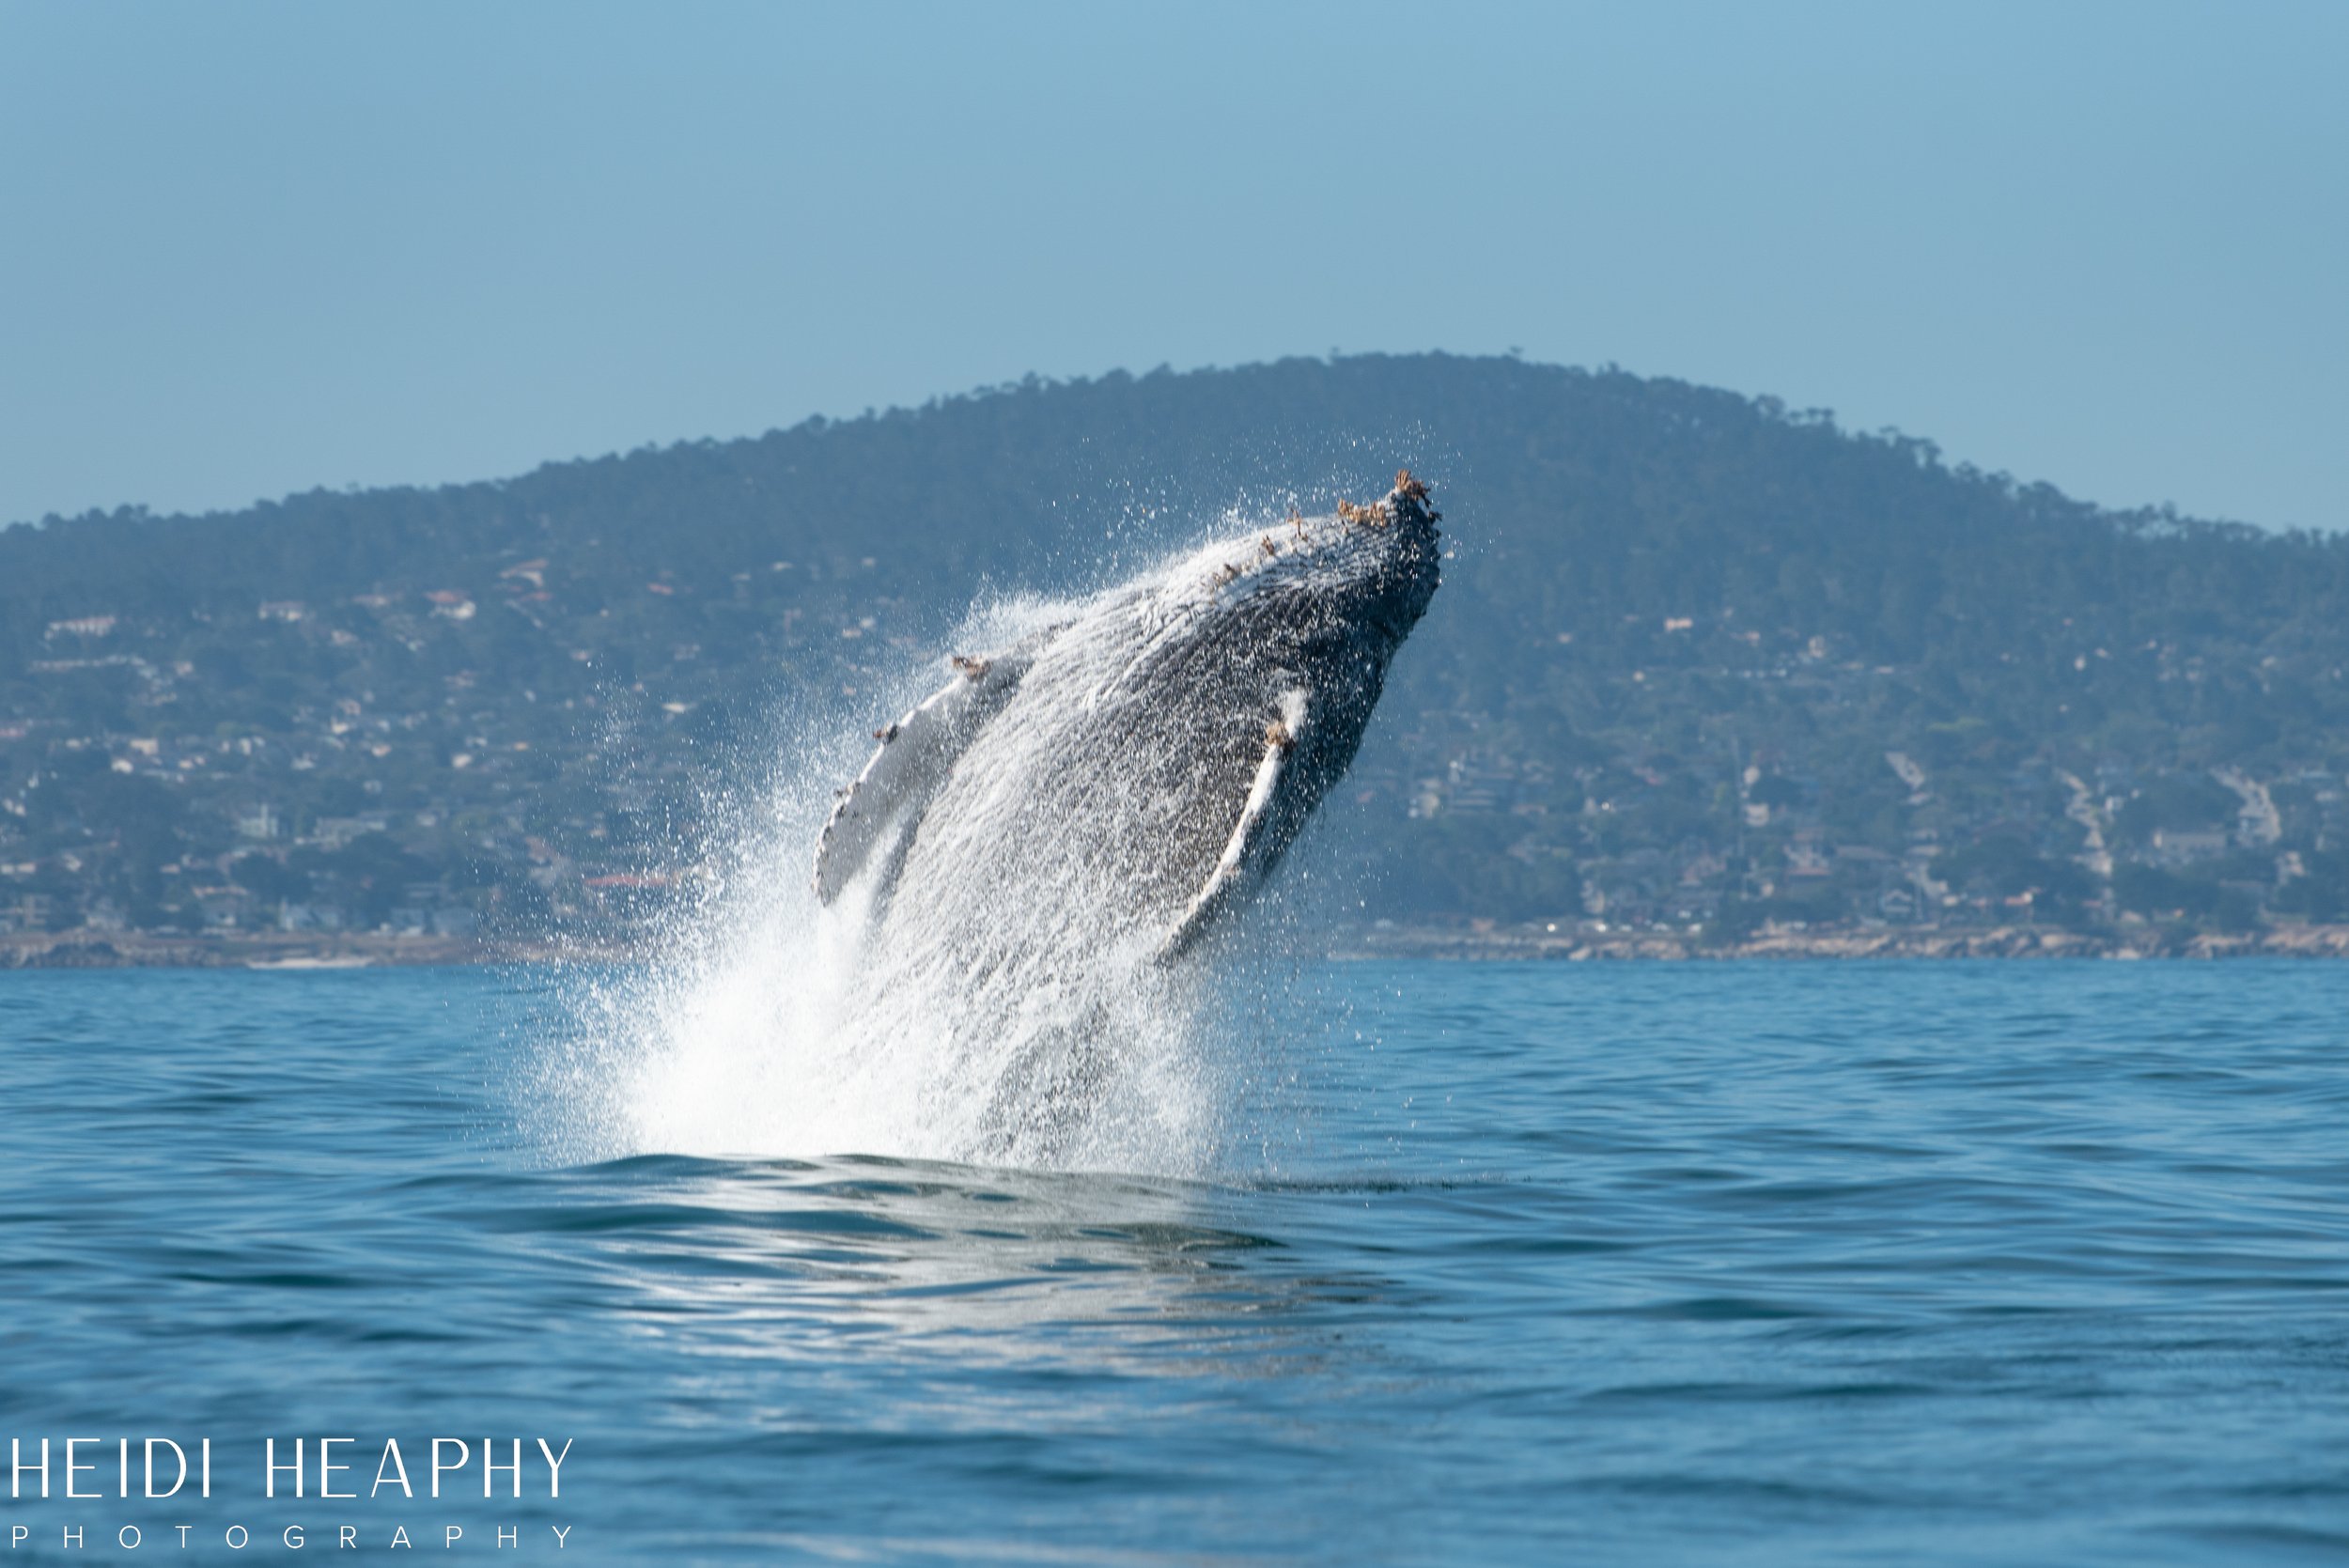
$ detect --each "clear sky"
[2,1,2341,531]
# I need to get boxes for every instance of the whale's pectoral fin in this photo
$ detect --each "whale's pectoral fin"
[813,647,1034,904]
[1158,691,1310,962]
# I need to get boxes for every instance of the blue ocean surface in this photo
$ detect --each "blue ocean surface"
[3,960,2348,1565]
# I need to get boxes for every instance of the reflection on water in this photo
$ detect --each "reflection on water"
[519,1156,1373,1381]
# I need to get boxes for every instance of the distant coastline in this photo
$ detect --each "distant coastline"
[0,930,599,970]
[11,358,2349,968]
[1339,921,2349,961]
[8,922,2349,969]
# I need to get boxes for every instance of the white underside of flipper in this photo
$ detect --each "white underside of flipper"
[1157,689,1309,961]
[813,652,1031,904]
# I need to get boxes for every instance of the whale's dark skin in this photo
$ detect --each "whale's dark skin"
[814,474,1442,959]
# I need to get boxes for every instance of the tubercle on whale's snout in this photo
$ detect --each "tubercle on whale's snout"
[1333,470,1440,532]
[1388,468,1440,527]
[1186,474,1440,623]
[1377,470,1442,569]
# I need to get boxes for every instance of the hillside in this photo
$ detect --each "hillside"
[5,352,2348,951]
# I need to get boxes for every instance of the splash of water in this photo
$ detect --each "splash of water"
[538,592,1228,1175]
[537,485,1417,1176]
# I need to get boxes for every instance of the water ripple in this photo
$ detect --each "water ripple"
[3,962,2348,1563]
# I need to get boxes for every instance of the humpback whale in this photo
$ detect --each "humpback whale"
[807,474,1440,1160]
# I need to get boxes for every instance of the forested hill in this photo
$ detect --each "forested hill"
[6,352,2348,947]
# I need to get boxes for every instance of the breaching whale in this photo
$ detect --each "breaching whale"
[814,472,1441,956]
[801,473,1439,1162]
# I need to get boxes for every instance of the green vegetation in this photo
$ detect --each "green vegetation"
[3,353,2345,943]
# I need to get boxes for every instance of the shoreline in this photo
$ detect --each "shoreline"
[1335,923,2349,961]
[8,923,2349,969]
[0,931,630,970]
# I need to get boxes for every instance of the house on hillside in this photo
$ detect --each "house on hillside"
[44,615,117,639]
[2151,828,2229,863]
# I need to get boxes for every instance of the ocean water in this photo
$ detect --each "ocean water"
[3,960,2348,1565]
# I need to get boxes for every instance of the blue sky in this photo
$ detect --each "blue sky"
[2,1,2341,530]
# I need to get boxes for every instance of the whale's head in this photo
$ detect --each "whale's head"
[1082,472,1443,955]
[1162,470,1442,709]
